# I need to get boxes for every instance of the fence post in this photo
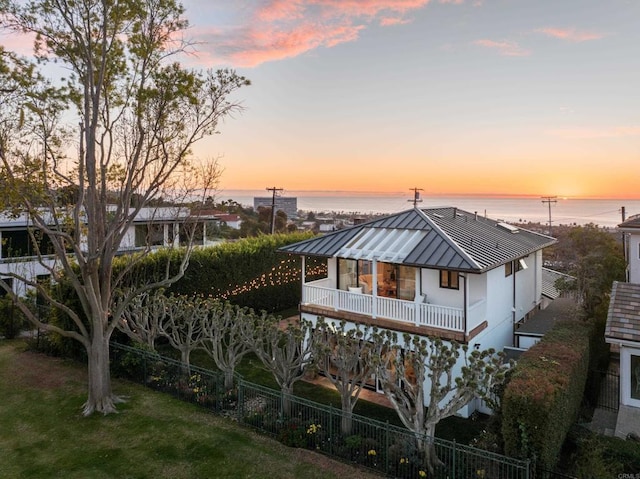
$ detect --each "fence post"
[329,404,334,456]
[237,379,244,424]
[452,439,456,479]
[143,352,147,384]
[385,420,390,474]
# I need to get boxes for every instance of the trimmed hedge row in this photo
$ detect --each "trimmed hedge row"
[501,319,593,470]
[119,232,317,312]
[38,232,319,358]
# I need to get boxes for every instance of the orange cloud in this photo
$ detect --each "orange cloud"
[536,27,605,42]
[549,126,640,139]
[196,0,435,67]
[473,39,530,57]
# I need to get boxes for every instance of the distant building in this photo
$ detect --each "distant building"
[253,196,298,219]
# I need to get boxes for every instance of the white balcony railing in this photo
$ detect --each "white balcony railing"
[302,282,466,332]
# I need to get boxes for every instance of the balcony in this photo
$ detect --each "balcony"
[301,279,468,333]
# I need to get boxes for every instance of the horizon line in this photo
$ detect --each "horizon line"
[217,189,640,201]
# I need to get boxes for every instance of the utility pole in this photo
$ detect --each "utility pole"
[266,186,283,234]
[622,206,628,279]
[408,187,423,208]
[541,196,557,236]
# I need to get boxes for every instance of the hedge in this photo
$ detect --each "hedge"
[37,232,320,357]
[501,319,593,470]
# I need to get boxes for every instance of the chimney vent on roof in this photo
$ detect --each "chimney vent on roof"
[475,211,478,220]
[453,207,457,218]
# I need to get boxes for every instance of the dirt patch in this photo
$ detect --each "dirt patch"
[290,448,382,479]
[2,345,85,390]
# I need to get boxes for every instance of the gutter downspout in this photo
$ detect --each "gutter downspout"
[301,256,306,304]
[512,261,517,347]
[372,260,378,319]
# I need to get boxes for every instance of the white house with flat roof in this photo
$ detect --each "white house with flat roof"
[0,207,216,297]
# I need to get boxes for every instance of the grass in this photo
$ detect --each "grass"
[0,340,379,479]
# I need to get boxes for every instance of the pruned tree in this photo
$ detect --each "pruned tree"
[117,289,166,351]
[377,333,508,474]
[0,0,249,414]
[313,318,385,434]
[200,301,252,390]
[245,314,314,415]
[158,294,207,373]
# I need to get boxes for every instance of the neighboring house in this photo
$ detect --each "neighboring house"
[215,213,242,230]
[605,214,640,429]
[605,282,640,410]
[0,206,215,297]
[280,206,556,416]
[619,214,640,283]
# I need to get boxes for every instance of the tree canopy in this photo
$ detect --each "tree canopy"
[0,0,249,414]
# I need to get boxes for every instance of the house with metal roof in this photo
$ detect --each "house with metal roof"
[280,206,556,416]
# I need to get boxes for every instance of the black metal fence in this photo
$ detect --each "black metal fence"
[592,369,620,411]
[110,342,531,479]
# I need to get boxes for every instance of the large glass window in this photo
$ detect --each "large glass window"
[338,258,373,293]
[338,258,357,291]
[1,229,54,258]
[397,265,416,300]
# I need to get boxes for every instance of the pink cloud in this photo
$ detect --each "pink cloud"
[536,27,605,42]
[194,0,437,67]
[549,126,640,139]
[379,16,412,26]
[473,39,530,57]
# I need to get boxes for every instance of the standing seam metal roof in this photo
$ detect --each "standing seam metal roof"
[279,207,556,272]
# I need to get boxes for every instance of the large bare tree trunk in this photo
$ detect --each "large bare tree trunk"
[423,423,443,475]
[83,326,119,416]
[340,394,354,435]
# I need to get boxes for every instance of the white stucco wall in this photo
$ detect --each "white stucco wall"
[300,313,495,418]
[0,258,57,296]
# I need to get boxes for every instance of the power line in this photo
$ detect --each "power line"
[541,196,557,236]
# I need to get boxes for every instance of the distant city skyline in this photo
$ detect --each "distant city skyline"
[4,1,639,198]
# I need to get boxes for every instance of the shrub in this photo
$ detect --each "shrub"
[0,296,26,339]
[502,319,593,470]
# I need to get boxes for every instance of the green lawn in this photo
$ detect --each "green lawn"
[0,340,379,479]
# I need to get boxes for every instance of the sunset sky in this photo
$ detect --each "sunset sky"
[3,1,639,198]
[178,0,639,198]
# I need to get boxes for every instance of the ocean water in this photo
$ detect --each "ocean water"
[218,189,640,229]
